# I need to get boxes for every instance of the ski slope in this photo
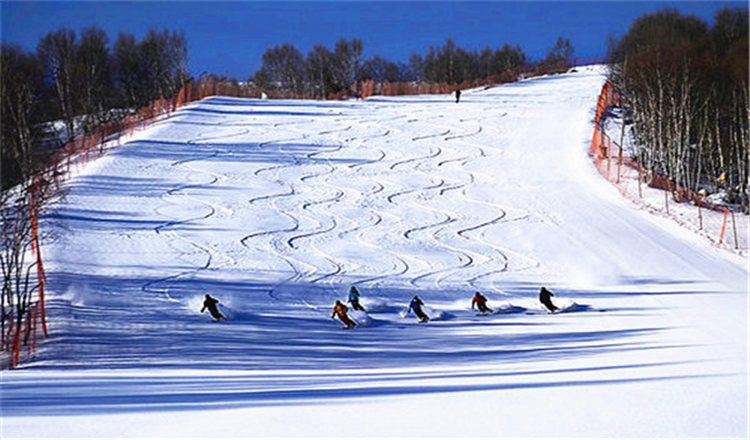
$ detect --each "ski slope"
[2,66,747,438]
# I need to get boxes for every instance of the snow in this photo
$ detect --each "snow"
[1,66,747,438]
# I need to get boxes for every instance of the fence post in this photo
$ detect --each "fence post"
[731,209,738,250]
[12,321,20,368]
[31,304,38,354]
[718,207,729,247]
[697,196,703,231]
[605,136,611,181]
[637,162,643,198]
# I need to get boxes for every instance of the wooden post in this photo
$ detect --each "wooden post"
[616,112,626,185]
[718,207,729,247]
[731,209,738,250]
[605,136,612,181]
[637,161,643,199]
[697,196,703,231]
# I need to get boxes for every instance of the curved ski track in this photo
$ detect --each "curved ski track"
[147,96,547,317]
[143,126,251,302]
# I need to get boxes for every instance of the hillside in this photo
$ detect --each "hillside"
[1,66,746,438]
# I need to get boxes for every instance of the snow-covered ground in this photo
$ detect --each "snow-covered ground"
[1,67,747,438]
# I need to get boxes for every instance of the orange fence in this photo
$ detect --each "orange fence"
[361,80,457,99]
[9,81,216,368]
[589,81,747,252]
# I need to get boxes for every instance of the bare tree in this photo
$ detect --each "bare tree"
[546,36,574,69]
[37,29,78,142]
[168,30,190,97]
[140,28,171,100]
[610,7,748,210]
[256,43,305,94]
[113,32,146,108]
[0,45,44,359]
[409,53,425,83]
[1,45,43,188]
[306,44,336,98]
[333,38,363,93]
[0,188,39,358]
[76,26,114,133]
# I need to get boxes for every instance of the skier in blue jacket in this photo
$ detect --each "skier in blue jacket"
[348,286,365,311]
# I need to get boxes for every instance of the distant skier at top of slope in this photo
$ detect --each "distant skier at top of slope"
[455,89,461,103]
[471,291,493,314]
[539,287,559,313]
[407,296,430,323]
[348,286,366,311]
[201,294,225,321]
[332,300,357,329]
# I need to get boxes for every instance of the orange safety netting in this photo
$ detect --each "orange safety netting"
[9,83,202,368]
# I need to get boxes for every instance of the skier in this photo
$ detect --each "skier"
[201,294,225,321]
[455,89,462,103]
[539,287,559,313]
[331,300,357,328]
[408,295,430,323]
[471,291,493,313]
[348,286,365,311]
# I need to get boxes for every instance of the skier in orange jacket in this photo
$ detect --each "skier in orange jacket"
[331,300,357,328]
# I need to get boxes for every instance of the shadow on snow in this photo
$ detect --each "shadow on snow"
[0,269,708,416]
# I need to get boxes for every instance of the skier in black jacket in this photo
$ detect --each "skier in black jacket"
[408,296,430,323]
[201,294,225,321]
[539,287,558,313]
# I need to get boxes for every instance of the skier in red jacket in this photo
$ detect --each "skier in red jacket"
[471,291,493,313]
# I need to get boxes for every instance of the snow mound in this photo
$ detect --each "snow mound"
[61,283,90,307]
[550,298,592,314]
[492,304,528,315]
[360,298,390,313]
[423,306,451,321]
[349,310,372,326]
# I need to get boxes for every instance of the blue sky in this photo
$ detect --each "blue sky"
[1,1,744,79]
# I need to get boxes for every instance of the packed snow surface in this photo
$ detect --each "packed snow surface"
[1,67,747,438]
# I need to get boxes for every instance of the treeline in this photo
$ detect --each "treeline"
[608,7,749,210]
[1,26,188,189]
[252,36,573,99]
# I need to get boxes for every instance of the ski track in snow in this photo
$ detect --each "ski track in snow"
[143,126,250,303]
[4,70,747,438]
